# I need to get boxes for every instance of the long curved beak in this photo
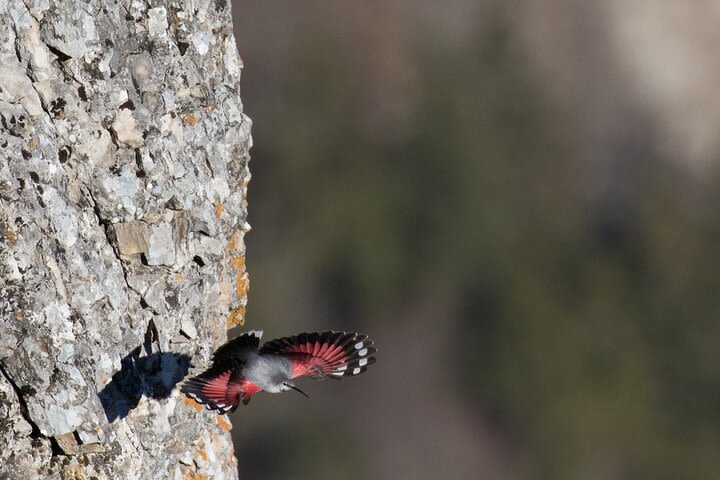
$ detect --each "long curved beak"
[289,384,309,398]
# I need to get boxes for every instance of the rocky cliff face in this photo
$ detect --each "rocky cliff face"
[0,1,250,478]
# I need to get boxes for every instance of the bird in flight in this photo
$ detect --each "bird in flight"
[180,330,377,413]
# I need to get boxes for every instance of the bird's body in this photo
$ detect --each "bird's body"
[180,330,376,413]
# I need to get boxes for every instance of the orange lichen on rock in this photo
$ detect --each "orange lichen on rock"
[197,449,207,461]
[175,273,185,281]
[221,229,249,312]
[183,112,196,127]
[226,230,242,252]
[216,415,231,431]
[39,337,48,352]
[228,253,249,298]
[235,275,249,298]
[182,396,202,412]
[229,255,245,271]
[181,469,208,480]
[214,201,223,219]
[226,307,246,327]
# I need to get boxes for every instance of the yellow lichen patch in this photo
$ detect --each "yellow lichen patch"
[39,337,48,352]
[194,474,208,480]
[14,310,23,318]
[216,415,231,431]
[235,274,249,298]
[214,201,223,219]
[182,396,202,412]
[27,138,37,150]
[202,104,216,112]
[226,307,246,328]
[183,112,196,127]
[175,273,185,281]
[229,255,245,271]
[226,230,242,252]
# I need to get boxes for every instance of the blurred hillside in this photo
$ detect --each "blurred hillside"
[230,2,720,479]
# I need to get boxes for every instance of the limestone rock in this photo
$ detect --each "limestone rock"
[0,0,251,478]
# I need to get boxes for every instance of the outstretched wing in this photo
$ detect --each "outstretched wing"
[180,368,260,413]
[180,331,264,413]
[259,331,377,380]
[211,330,263,366]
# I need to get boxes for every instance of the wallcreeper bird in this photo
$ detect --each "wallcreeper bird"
[181,330,377,413]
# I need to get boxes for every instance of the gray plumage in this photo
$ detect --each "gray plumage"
[180,330,377,413]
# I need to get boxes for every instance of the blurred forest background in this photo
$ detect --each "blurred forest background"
[229,1,720,479]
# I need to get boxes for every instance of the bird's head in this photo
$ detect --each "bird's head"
[280,381,309,398]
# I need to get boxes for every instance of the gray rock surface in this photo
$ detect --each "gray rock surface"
[0,0,251,478]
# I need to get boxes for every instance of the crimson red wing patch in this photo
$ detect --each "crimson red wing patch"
[259,331,377,380]
[181,368,260,413]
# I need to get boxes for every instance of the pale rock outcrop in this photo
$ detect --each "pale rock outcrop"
[0,1,251,478]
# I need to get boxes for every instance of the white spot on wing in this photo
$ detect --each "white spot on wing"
[359,358,368,367]
[358,348,368,356]
[354,342,364,349]
[337,365,348,371]
[352,367,361,375]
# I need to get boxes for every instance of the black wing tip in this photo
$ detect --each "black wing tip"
[260,330,377,353]
[180,374,240,414]
[179,376,203,395]
[312,331,375,349]
[327,337,377,378]
[181,387,238,414]
[330,361,376,378]
[258,331,377,379]
[289,330,372,338]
